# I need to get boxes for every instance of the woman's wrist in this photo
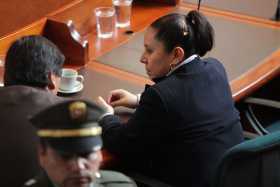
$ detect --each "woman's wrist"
[98,111,114,121]
[135,93,141,106]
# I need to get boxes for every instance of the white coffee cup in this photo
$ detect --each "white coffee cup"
[59,68,84,91]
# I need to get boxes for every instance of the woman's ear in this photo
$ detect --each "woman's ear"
[174,47,185,61]
[172,46,185,65]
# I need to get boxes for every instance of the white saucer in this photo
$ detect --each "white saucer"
[58,82,83,94]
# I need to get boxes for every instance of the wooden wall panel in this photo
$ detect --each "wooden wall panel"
[0,19,47,56]
[0,0,81,37]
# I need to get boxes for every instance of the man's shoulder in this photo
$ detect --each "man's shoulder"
[0,85,52,97]
[0,85,64,104]
[98,170,137,187]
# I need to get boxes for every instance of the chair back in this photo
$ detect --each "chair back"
[213,131,280,187]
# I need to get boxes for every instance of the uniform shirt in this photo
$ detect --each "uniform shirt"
[22,170,137,187]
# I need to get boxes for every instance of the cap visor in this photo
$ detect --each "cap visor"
[46,136,102,154]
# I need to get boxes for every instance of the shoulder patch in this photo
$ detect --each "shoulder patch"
[24,179,37,186]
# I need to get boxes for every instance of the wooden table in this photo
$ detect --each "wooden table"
[183,0,279,20]
[0,0,280,166]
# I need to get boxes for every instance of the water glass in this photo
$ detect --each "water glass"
[95,7,115,39]
[113,0,133,28]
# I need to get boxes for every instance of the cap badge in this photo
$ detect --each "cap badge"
[69,101,87,121]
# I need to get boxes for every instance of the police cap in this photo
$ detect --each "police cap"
[30,100,105,154]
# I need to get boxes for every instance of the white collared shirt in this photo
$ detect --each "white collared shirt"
[166,54,199,76]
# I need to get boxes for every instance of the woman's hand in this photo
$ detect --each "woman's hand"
[97,96,114,118]
[108,89,139,109]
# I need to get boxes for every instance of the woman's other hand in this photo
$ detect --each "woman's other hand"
[97,96,114,118]
[108,89,139,109]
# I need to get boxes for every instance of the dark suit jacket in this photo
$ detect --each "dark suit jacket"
[0,86,65,187]
[100,57,244,187]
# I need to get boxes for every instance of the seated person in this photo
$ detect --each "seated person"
[97,10,244,187]
[0,35,65,187]
[23,100,137,187]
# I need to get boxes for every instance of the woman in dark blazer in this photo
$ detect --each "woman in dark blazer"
[98,10,244,187]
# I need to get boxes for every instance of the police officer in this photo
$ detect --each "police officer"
[23,100,137,187]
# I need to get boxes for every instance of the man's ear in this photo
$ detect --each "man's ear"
[38,143,46,155]
[47,73,60,94]
[38,143,47,166]
[47,73,56,90]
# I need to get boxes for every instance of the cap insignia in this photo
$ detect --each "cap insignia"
[69,101,87,121]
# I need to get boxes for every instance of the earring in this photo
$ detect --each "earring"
[169,63,176,72]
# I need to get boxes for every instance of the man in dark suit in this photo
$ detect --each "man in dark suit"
[23,100,137,187]
[0,35,65,187]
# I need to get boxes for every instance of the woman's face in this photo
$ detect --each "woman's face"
[140,27,175,80]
